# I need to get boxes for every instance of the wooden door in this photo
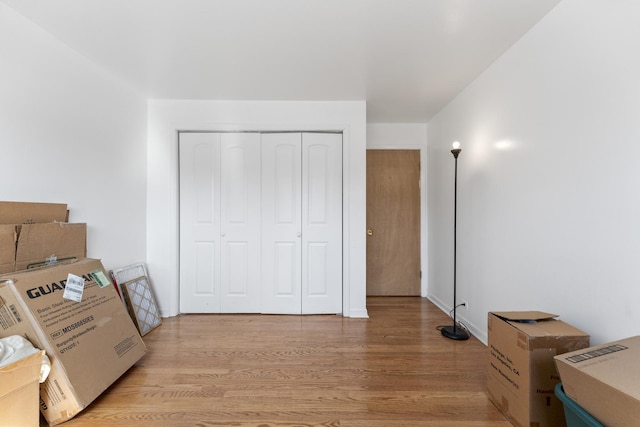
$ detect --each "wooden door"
[366,150,421,295]
[179,132,261,313]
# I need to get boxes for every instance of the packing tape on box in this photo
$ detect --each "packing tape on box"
[0,335,51,382]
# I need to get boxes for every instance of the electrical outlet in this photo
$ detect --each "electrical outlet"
[462,300,469,310]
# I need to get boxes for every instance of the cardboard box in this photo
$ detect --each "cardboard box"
[15,222,86,271]
[0,201,68,224]
[555,335,640,427]
[0,224,17,274]
[0,222,86,274]
[487,311,590,427]
[0,258,146,425]
[0,350,44,427]
[0,201,82,274]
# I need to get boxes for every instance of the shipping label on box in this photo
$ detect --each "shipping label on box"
[555,335,640,427]
[487,311,589,427]
[0,258,146,426]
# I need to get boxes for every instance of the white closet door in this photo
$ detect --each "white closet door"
[179,133,222,312]
[261,133,303,314]
[301,133,342,314]
[220,133,262,312]
[261,133,343,314]
[180,132,261,313]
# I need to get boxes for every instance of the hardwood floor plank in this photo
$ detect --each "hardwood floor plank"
[55,297,509,426]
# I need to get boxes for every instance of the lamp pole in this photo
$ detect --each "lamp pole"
[441,141,470,341]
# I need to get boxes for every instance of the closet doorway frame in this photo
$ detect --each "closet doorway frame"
[146,100,368,320]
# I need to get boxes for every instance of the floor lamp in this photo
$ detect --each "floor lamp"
[441,141,470,341]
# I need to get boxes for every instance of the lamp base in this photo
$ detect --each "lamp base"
[441,325,470,341]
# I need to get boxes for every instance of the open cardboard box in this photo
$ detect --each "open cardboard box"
[0,258,146,425]
[487,311,590,427]
[0,350,44,427]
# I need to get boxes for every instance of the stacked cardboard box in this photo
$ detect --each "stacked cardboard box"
[0,202,146,425]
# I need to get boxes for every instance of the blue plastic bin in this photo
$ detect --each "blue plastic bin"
[555,383,604,427]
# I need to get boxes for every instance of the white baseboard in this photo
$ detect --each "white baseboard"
[347,308,370,318]
[426,294,487,345]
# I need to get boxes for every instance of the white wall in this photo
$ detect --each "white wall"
[366,124,429,296]
[148,100,367,318]
[0,4,148,271]
[427,0,640,345]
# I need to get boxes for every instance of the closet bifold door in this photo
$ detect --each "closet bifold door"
[300,132,342,315]
[219,133,261,313]
[179,132,222,313]
[179,132,261,313]
[261,133,303,314]
[261,132,342,315]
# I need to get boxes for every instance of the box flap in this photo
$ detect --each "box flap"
[0,201,68,224]
[0,225,17,265]
[15,222,87,270]
[0,350,44,399]
[491,311,558,322]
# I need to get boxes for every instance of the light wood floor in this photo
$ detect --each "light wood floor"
[59,297,509,426]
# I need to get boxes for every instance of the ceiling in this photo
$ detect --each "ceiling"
[2,0,561,123]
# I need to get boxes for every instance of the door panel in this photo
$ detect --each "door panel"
[225,242,248,294]
[195,242,216,294]
[275,242,297,295]
[301,133,342,314]
[261,133,302,314]
[366,149,421,296]
[261,133,342,314]
[180,133,222,312]
[219,133,261,312]
[180,132,261,313]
